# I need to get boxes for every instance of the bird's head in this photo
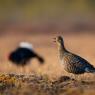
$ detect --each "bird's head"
[53,36,64,46]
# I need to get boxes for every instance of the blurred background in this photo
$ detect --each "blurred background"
[0,0,95,34]
[0,0,95,77]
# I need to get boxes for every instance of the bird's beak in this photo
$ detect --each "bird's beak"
[53,38,56,42]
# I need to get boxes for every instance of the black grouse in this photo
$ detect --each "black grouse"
[9,42,44,66]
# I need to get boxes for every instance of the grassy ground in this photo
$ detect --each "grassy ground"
[0,33,95,95]
[0,73,95,95]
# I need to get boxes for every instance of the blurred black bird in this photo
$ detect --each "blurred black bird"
[8,42,44,66]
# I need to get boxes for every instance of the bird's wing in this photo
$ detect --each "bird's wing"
[67,53,93,69]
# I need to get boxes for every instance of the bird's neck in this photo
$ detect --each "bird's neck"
[58,43,67,59]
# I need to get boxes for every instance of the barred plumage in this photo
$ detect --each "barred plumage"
[55,36,95,75]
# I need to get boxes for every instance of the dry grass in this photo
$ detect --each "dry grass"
[0,33,95,95]
[0,73,95,95]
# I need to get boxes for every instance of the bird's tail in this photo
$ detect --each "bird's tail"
[85,67,95,73]
[37,56,44,64]
[90,69,95,73]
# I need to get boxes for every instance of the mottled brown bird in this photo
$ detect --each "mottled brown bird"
[54,36,95,76]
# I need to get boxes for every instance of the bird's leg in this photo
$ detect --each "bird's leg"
[69,73,74,80]
[79,74,84,81]
[74,74,79,81]
[23,66,26,74]
[22,61,26,73]
[93,73,95,80]
[19,66,23,75]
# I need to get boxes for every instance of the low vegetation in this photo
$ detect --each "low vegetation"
[0,73,95,95]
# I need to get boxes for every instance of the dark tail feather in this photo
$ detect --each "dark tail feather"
[37,56,44,64]
[90,69,95,73]
[85,67,95,73]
